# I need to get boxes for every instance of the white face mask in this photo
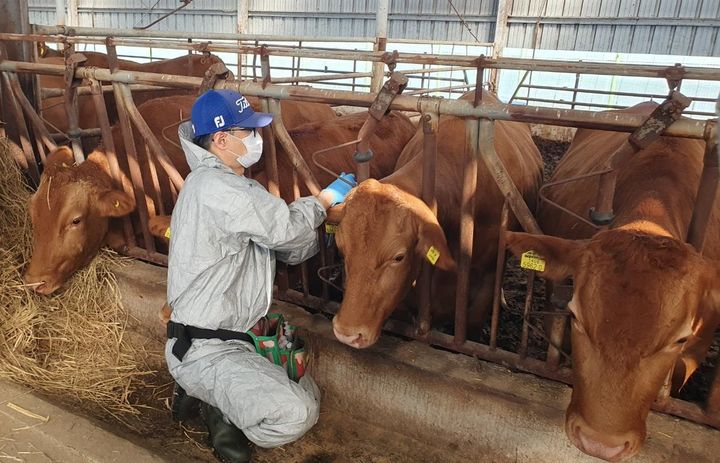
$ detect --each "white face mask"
[228,130,263,168]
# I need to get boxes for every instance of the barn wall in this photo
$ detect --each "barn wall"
[28,0,720,57]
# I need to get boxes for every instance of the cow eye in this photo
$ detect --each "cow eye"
[675,336,689,345]
[392,253,405,263]
[71,217,81,225]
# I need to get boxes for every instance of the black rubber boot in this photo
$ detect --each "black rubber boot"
[171,383,200,422]
[201,402,253,463]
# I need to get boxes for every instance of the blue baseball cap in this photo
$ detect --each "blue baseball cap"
[191,89,273,136]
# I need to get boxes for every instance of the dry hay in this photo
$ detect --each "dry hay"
[0,138,152,422]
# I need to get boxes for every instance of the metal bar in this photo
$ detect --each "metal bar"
[117,84,184,191]
[6,72,56,152]
[490,200,509,350]
[454,119,480,345]
[417,111,439,338]
[143,142,165,216]
[279,288,720,429]
[89,77,136,248]
[507,70,530,104]
[517,83,720,102]
[9,32,720,81]
[62,52,84,163]
[50,127,101,140]
[266,98,321,195]
[41,83,181,98]
[260,99,281,198]
[571,73,580,110]
[0,72,40,183]
[3,60,716,140]
[107,43,155,256]
[490,0,511,92]
[270,71,374,84]
[518,269,535,359]
[124,245,168,266]
[478,119,542,234]
[687,135,719,252]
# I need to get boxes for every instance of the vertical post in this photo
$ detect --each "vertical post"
[67,0,79,27]
[490,0,511,92]
[687,132,719,252]
[417,112,438,338]
[237,0,249,76]
[1,72,40,184]
[571,72,580,110]
[454,118,480,345]
[489,200,509,349]
[56,0,65,25]
[371,0,389,93]
[89,77,135,248]
[1,1,35,150]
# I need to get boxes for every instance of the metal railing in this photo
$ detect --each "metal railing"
[1,31,719,433]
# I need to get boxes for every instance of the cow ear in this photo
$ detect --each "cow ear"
[505,231,584,281]
[43,146,74,174]
[95,189,135,218]
[414,209,456,272]
[85,149,111,175]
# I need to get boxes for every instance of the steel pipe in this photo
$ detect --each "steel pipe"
[2,60,716,140]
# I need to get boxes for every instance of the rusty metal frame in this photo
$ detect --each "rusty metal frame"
[4,32,720,431]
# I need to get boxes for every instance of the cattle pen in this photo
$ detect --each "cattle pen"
[2,2,720,462]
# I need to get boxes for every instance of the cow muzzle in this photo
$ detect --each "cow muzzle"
[566,414,642,462]
[331,317,379,349]
[23,273,60,295]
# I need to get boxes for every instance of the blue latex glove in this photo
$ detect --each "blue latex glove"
[322,172,357,205]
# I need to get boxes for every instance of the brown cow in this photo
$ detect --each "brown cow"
[505,102,719,461]
[23,95,337,295]
[40,53,225,133]
[328,90,543,348]
[24,146,135,295]
[152,110,417,325]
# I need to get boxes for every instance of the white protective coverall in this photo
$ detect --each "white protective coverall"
[165,122,324,448]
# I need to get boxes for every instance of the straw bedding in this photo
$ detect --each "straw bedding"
[0,138,152,421]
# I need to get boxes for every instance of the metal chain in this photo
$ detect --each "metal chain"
[446,0,481,43]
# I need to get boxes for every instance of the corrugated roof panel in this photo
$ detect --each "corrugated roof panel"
[700,0,720,16]
[638,0,661,17]
[658,0,679,17]
[575,25,596,51]
[540,24,560,49]
[629,27,653,53]
[691,27,715,56]
[678,0,701,17]
[617,0,641,16]
[611,25,634,51]
[593,26,613,53]
[599,0,622,16]
[649,26,674,54]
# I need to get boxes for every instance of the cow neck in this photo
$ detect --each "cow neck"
[612,193,686,240]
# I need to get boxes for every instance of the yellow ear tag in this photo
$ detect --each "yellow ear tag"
[164,227,172,239]
[520,250,546,272]
[426,246,440,266]
[325,223,338,234]
[114,200,119,208]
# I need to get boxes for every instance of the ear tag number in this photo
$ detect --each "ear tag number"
[520,251,546,272]
[426,246,440,266]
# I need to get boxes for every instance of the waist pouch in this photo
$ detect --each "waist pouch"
[247,313,306,382]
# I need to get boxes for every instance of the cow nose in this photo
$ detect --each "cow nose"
[568,416,640,462]
[333,326,364,348]
[23,274,53,295]
[332,318,365,348]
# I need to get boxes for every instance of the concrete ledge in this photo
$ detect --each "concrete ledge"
[115,260,720,463]
[0,380,166,463]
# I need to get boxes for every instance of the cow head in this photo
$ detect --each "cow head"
[506,230,720,462]
[330,179,455,348]
[24,147,135,295]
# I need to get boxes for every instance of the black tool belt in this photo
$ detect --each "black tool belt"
[167,320,253,361]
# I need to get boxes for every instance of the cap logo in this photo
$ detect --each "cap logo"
[236,97,250,113]
[214,115,225,128]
